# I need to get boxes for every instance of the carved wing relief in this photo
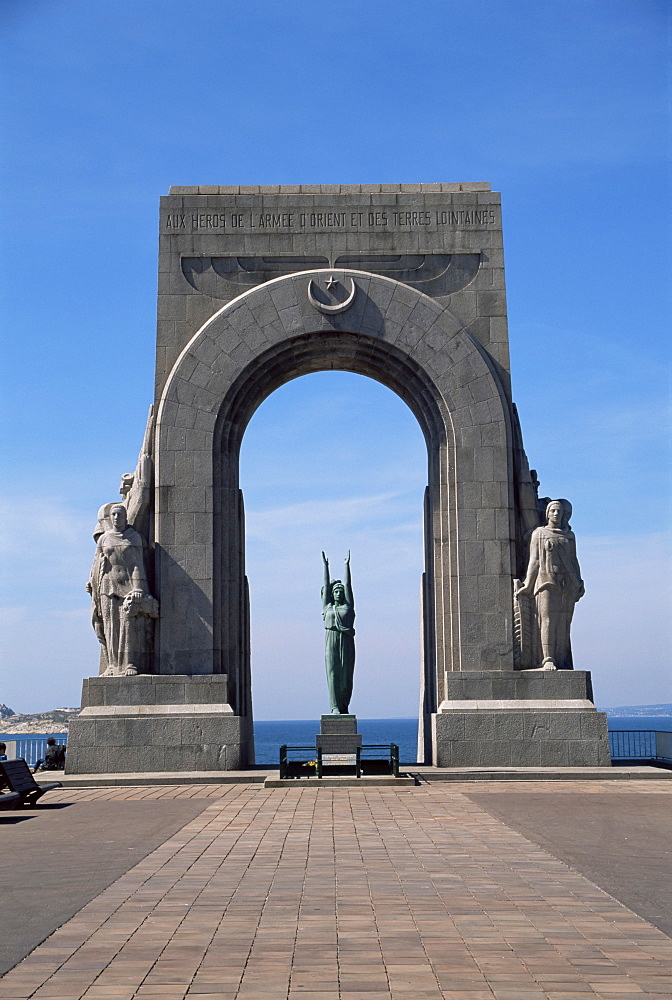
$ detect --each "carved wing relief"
[181,253,481,300]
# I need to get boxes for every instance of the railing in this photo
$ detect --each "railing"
[5,731,669,770]
[0,734,68,768]
[657,731,672,762]
[609,730,672,765]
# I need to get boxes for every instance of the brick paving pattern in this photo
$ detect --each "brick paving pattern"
[1,781,670,1000]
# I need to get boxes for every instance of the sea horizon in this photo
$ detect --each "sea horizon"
[252,714,672,765]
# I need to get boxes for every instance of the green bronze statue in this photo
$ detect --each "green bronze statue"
[321,551,356,714]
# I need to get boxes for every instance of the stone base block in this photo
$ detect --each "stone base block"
[432,670,611,767]
[76,673,233,710]
[316,734,362,754]
[319,714,357,735]
[66,675,253,773]
[438,668,598,709]
[316,713,361,753]
[432,710,611,767]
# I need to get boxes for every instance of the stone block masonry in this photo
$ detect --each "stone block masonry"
[69,182,609,772]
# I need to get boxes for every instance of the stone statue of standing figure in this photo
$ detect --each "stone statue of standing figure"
[321,551,355,713]
[87,409,159,676]
[515,499,584,670]
[88,505,158,676]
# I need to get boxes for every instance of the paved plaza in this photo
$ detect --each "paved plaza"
[1,779,671,1000]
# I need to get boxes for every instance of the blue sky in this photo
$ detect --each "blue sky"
[0,0,670,718]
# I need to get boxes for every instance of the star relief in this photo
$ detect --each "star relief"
[325,274,338,290]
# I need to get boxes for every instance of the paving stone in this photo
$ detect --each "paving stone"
[2,781,671,999]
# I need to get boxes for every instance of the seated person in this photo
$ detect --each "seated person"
[0,743,6,761]
[33,738,66,773]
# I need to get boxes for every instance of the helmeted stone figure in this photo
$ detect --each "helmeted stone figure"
[516,499,584,670]
[321,551,355,713]
[87,504,158,676]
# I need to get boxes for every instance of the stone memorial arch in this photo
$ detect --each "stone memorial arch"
[67,184,610,773]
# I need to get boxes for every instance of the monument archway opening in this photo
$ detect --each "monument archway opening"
[238,370,427,738]
[205,318,463,764]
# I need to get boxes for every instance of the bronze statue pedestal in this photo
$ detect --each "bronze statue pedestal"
[316,714,362,754]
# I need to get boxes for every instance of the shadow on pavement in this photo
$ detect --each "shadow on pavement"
[0,798,210,976]
[469,791,672,937]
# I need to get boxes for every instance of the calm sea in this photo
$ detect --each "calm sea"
[254,718,420,765]
[252,715,672,765]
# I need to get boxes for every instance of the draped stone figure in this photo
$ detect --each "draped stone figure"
[321,551,356,714]
[515,499,584,670]
[87,505,158,676]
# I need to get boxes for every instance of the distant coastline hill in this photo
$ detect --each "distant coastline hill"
[600,704,672,717]
[0,706,80,734]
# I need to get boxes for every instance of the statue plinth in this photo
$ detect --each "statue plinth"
[66,675,253,774]
[316,714,362,754]
[432,670,610,767]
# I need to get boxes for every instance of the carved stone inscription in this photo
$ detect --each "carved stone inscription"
[164,206,498,231]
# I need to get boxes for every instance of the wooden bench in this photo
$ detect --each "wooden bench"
[0,759,62,807]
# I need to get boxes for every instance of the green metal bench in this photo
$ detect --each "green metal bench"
[279,745,322,779]
[356,744,399,777]
[279,743,400,779]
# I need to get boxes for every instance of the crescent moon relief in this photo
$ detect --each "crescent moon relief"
[307,275,356,315]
